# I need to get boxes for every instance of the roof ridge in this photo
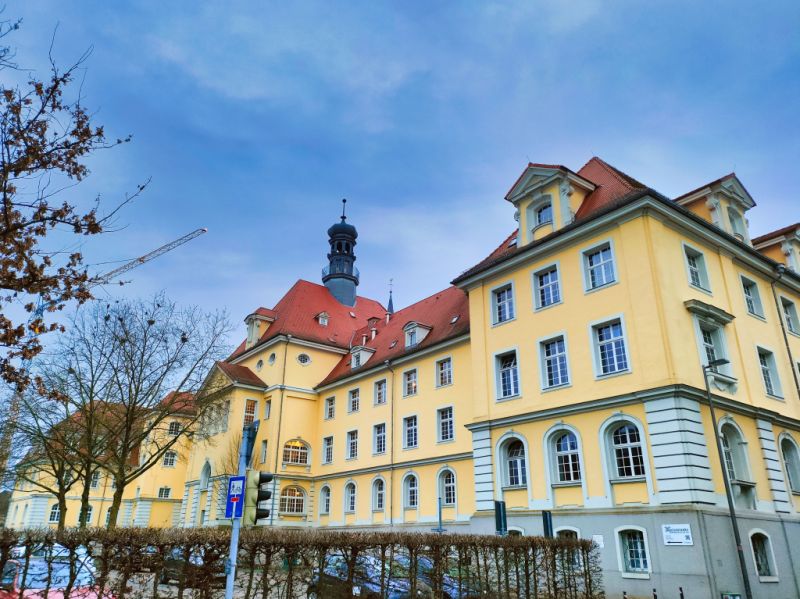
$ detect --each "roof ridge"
[387,285,462,319]
[586,156,646,190]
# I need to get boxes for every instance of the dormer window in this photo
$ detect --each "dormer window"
[317,312,329,327]
[353,353,361,368]
[727,207,746,241]
[350,346,375,370]
[403,322,431,349]
[536,203,553,226]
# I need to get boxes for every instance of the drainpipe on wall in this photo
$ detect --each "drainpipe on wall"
[269,335,291,525]
[385,360,395,527]
[769,265,800,402]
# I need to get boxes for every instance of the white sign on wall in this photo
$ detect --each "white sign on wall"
[591,534,604,549]
[662,524,693,546]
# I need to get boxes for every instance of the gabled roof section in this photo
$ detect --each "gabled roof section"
[214,361,267,389]
[455,157,648,284]
[574,157,647,219]
[229,280,386,359]
[505,163,595,204]
[318,286,469,387]
[246,307,277,321]
[674,173,755,209]
[159,391,196,415]
[752,223,800,247]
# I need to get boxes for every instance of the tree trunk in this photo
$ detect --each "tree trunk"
[106,478,126,529]
[78,466,92,528]
[57,493,67,532]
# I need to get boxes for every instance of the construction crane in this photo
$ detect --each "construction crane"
[0,227,208,477]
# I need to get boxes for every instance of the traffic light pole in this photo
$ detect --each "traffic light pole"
[225,430,248,599]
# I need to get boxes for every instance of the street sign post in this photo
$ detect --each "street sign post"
[225,475,246,519]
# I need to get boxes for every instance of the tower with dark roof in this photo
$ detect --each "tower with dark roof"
[322,199,359,306]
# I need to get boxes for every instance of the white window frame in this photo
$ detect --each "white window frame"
[740,275,765,319]
[48,503,60,523]
[403,473,419,509]
[324,397,335,420]
[348,388,360,413]
[581,239,617,292]
[438,468,457,507]
[779,434,800,494]
[319,485,331,515]
[372,477,386,512]
[781,297,799,335]
[435,357,453,388]
[538,332,570,390]
[437,405,455,443]
[243,399,258,426]
[90,471,100,489]
[158,486,171,499]
[589,315,631,379]
[278,486,306,515]
[756,345,783,399]
[405,327,417,348]
[403,415,419,450]
[614,525,652,579]
[748,528,779,583]
[402,368,418,397]
[162,451,177,468]
[682,242,711,292]
[168,421,181,436]
[494,348,521,401]
[282,440,310,466]
[373,423,386,455]
[499,435,529,489]
[344,482,357,514]
[551,430,582,484]
[264,400,272,420]
[608,422,646,480]
[374,379,387,405]
[322,436,334,464]
[490,281,516,325]
[260,440,268,464]
[532,262,562,310]
[346,430,358,460]
[535,201,553,227]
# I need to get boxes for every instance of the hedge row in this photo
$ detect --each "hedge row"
[0,527,604,598]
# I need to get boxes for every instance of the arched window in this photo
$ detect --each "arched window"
[344,482,356,513]
[105,510,112,526]
[720,423,750,481]
[504,439,527,487]
[439,470,456,506]
[404,475,418,509]
[48,504,60,523]
[536,203,553,226]
[750,531,777,580]
[617,527,650,575]
[372,479,385,511]
[81,504,93,526]
[319,486,331,515]
[554,431,581,483]
[611,424,644,478]
[282,440,309,465]
[780,437,800,492]
[168,421,180,436]
[199,461,211,489]
[279,487,305,514]
[727,207,745,238]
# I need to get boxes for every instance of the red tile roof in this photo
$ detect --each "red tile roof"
[249,307,277,320]
[229,280,386,359]
[752,223,800,246]
[215,361,266,388]
[159,391,196,414]
[318,286,469,387]
[455,157,646,283]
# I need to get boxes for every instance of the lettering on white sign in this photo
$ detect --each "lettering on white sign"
[662,524,693,546]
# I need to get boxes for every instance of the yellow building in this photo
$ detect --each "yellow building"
[178,159,800,597]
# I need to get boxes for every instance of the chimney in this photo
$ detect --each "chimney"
[371,327,377,340]
[362,334,368,345]
[385,312,391,324]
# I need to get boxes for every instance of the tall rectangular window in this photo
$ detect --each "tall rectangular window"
[323,436,333,464]
[264,400,271,420]
[325,397,335,420]
[348,389,360,413]
[403,416,418,449]
[403,369,418,396]
[373,423,386,454]
[90,471,100,489]
[684,246,710,290]
[493,284,515,324]
[741,277,764,317]
[757,348,782,397]
[243,399,257,426]
[437,407,454,442]
[620,530,649,574]
[782,298,799,334]
[593,320,628,375]
[584,243,615,290]
[374,379,387,405]
[541,336,569,388]
[437,358,452,387]
[260,440,268,464]
[346,430,358,460]
[497,351,520,399]
[535,266,561,308]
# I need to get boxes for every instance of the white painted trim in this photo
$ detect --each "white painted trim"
[342,479,358,515]
[401,470,421,512]
[554,525,581,538]
[748,527,780,583]
[345,429,359,461]
[542,423,588,507]
[435,465,458,508]
[598,414,657,505]
[681,241,713,294]
[401,367,419,398]
[373,378,388,406]
[318,484,331,516]
[531,260,563,311]
[370,475,387,514]
[536,330,571,391]
[372,422,387,456]
[493,431,533,504]
[718,416,754,484]
[613,525,652,579]
[436,404,456,443]
[739,273,766,320]
[580,237,617,293]
[587,313,632,379]
[493,346,522,401]
[754,344,784,399]
[777,432,800,498]
[434,354,454,389]
[346,387,361,413]
[402,413,420,450]
[489,280,517,326]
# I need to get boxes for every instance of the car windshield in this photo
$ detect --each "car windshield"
[3,561,95,590]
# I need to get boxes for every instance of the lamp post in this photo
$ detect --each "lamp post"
[702,359,753,599]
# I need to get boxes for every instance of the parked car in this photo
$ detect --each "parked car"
[392,553,483,599]
[158,547,226,587]
[307,554,413,599]
[0,559,112,598]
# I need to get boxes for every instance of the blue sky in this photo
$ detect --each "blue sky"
[9,1,800,343]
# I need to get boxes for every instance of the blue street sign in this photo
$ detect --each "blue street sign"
[225,475,246,519]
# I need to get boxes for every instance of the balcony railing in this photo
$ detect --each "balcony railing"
[322,265,359,279]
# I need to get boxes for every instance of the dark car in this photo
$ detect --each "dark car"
[307,554,413,599]
[0,559,113,599]
[158,547,226,587]
[393,554,483,599]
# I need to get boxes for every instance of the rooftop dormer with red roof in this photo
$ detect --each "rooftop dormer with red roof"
[753,223,800,272]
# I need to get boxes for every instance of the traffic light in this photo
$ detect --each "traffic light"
[243,470,273,526]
